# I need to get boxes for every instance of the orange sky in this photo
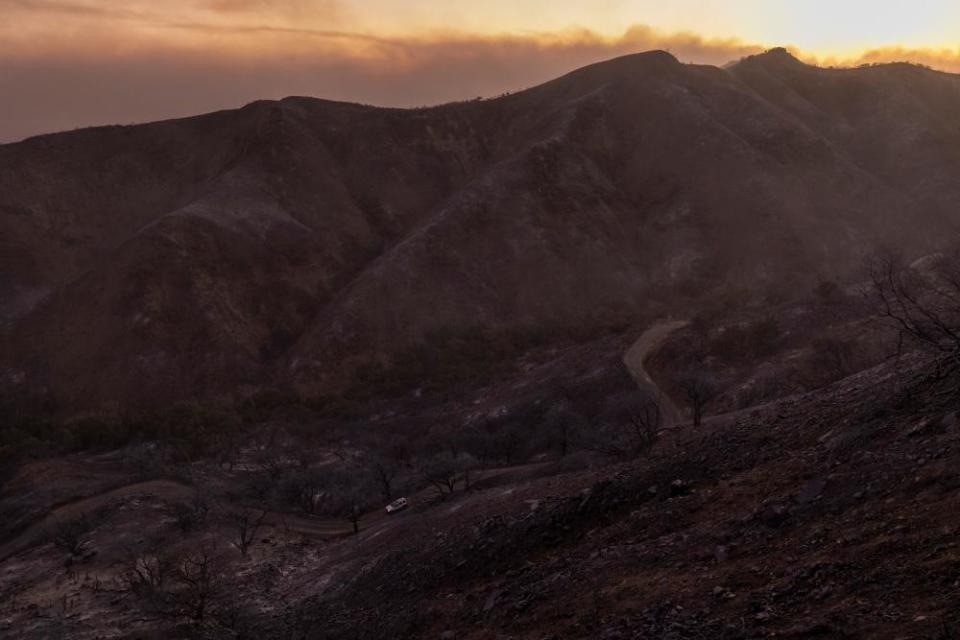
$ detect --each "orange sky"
[2,0,960,141]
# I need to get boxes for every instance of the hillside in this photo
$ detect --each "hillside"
[3,49,960,408]
[1,342,958,639]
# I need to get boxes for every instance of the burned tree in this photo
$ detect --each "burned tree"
[417,451,478,496]
[281,469,329,515]
[584,391,662,457]
[677,371,717,427]
[867,251,960,365]
[329,475,369,535]
[355,450,403,503]
[170,545,224,623]
[225,508,268,558]
[543,402,588,458]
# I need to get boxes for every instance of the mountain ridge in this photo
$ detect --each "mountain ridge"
[3,49,960,409]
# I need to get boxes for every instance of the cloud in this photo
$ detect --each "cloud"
[0,0,146,19]
[0,23,771,142]
[202,0,340,17]
[1,20,958,143]
[843,46,960,73]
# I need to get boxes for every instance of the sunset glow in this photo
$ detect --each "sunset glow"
[3,0,960,141]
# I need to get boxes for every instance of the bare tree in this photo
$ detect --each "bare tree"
[225,509,268,558]
[867,251,960,365]
[581,391,661,457]
[282,470,328,515]
[677,371,717,427]
[345,503,362,535]
[606,390,662,454]
[543,402,587,458]
[328,478,367,535]
[355,451,402,503]
[417,451,477,496]
[171,545,224,623]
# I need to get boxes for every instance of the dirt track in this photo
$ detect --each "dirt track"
[0,462,550,564]
[623,319,689,426]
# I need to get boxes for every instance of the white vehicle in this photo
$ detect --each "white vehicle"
[385,497,409,514]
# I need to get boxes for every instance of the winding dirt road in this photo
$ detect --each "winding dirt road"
[623,319,689,427]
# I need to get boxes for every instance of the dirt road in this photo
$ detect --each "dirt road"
[623,319,689,427]
[0,462,550,563]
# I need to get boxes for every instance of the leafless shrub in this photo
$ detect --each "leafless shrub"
[258,452,296,481]
[117,539,172,607]
[225,508,268,558]
[867,250,960,367]
[51,514,92,557]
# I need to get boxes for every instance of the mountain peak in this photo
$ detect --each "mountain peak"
[738,47,808,70]
[556,49,683,88]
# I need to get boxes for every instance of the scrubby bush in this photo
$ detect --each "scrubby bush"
[173,490,209,533]
[118,538,171,600]
[51,514,93,557]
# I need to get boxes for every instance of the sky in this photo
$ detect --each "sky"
[2,0,960,142]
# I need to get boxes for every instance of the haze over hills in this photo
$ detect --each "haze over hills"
[3,48,960,409]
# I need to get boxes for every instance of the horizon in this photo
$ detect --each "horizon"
[3,0,960,142]
[1,46,955,145]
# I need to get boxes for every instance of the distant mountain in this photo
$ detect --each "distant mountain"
[3,49,960,409]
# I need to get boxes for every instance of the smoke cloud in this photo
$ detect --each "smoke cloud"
[2,8,959,143]
[0,24,767,142]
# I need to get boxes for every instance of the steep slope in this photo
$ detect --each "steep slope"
[730,48,960,234]
[0,99,488,405]
[260,354,960,640]
[287,52,941,389]
[2,50,960,408]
